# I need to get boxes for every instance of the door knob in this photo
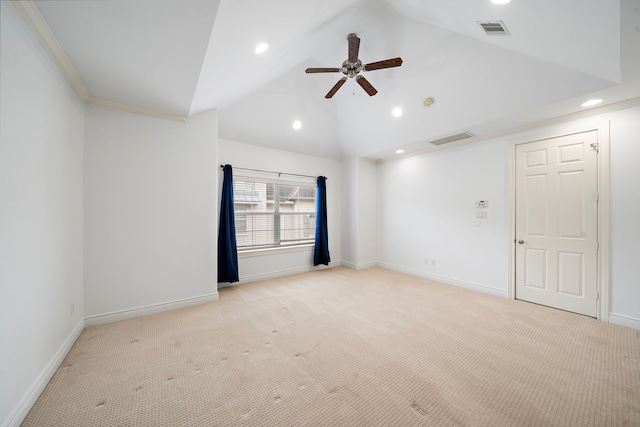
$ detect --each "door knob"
[518,240,524,244]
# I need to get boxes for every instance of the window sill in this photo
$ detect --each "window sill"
[238,244,314,258]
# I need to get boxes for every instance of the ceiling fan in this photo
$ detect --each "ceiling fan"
[305,33,403,99]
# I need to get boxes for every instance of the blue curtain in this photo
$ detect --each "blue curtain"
[314,176,330,266]
[218,164,239,283]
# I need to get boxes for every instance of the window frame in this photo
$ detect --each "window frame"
[233,175,316,256]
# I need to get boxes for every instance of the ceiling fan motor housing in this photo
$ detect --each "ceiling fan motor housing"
[341,59,363,78]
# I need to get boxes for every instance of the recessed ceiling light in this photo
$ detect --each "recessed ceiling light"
[491,0,511,4]
[392,107,403,117]
[581,98,603,107]
[396,149,405,154]
[292,120,302,130]
[423,97,434,107]
[255,43,269,54]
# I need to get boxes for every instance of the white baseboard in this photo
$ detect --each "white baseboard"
[341,261,357,270]
[342,261,377,271]
[220,262,342,288]
[609,313,640,331]
[377,262,508,298]
[84,293,218,327]
[3,319,84,427]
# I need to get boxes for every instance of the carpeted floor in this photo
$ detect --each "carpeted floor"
[22,267,640,426]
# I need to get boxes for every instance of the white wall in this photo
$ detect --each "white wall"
[377,105,640,328]
[599,107,640,328]
[342,158,378,270]
[83,107,219,323]
[218,139,342,283]
[357,160,378,268]
[0,3,85,426]
[341,158,358,268]
[378,140,509,296]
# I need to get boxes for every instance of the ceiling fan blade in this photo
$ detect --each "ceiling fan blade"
[305,68,341,73]
[356,75,377,96]
[325,77,347,98]
[363,57,403,71]
[347,33,360,63]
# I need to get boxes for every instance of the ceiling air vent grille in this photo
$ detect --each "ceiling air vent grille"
[479,21,510,36]
[430,132,475,146]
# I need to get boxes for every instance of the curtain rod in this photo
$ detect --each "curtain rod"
[219,165,326,180]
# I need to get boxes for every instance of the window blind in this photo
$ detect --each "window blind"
[233,177,316,251]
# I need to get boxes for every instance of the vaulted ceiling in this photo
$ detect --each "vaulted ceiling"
[29,0,640,160]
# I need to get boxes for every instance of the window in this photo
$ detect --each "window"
[233,177,316,251]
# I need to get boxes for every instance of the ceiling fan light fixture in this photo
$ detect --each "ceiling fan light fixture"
[254,42,269,54]
[292,120,302,130]
[392,107,403,117]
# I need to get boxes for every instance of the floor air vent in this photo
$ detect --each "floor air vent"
[429,131,475,146]
[479,21,510,36]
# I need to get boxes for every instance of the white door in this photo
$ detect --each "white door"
[515,131,599,317]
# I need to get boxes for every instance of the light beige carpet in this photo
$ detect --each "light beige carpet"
[23,267,640,426]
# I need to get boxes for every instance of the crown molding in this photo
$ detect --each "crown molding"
[12,0,91,102]
[12,0,189,123]
[88,97,188,123]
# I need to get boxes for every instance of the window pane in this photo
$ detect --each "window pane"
[235,214,276,249]
[236,215,247,233]
[280,213,316,244]
[279,184,316,213]
[234,181,273,213]
[233,178,316,251]
[266,183,275,202]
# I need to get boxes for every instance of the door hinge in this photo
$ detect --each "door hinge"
[596,241,600,251]
[596,192,599,202]
[596,291,600,301]
[590,143,599,152]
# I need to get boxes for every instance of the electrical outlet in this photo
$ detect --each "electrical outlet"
[424,258,429,265]
[430,260,435,266]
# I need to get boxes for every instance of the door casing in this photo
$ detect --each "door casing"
[507,122,610,321]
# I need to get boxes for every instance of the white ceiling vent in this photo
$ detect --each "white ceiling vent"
[429,131,475,146]
[478,21,511,36]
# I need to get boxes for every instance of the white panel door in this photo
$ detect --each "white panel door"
[515,131,598,317]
